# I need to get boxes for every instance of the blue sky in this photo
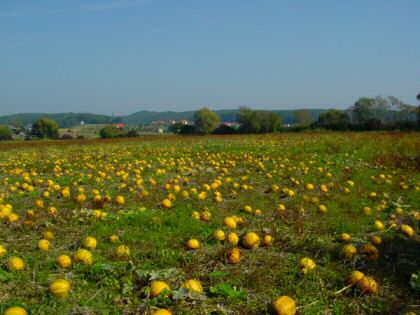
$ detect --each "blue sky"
[0,0,419,115]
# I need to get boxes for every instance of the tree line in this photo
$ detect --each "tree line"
[0,94,419,141]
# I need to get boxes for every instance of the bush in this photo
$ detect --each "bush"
[99,125,126,138]
[213,124,236,135]
[126,129,139,137]
[60,133,74,140]
[31,118,59,139]
[0,125,13,141]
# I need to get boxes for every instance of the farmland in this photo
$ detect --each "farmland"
[0,132,419,315]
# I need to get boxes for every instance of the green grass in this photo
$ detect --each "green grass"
[0,132,419,314]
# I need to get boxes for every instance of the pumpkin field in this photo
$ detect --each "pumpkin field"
[0,132,419,315]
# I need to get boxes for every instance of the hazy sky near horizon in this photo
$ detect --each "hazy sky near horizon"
[0,0,419,115]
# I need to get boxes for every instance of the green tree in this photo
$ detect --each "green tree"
[236,107,261,133]
[293,109,314,126]
[193,108,220,134]
[237,107,282,133]
[256,111,282,133]
[316,110,350,130]
[99,125,126,138]
[0,125,13,140]
[31,118,59,139]
[350,97,375,124]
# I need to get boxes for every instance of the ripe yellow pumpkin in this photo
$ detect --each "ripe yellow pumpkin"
[370,235,382,245]
[318,204,327,214]
[83,236,97,250]
[360,244,379,261]
[341,244,357,259]
[50,279,71,298]
[4,307,28,315]
[401,224,414,238]
[273,295,297,315]
[356,276,378,294]
[227,233,239,246]
[8,256,24,271]
[0,244,7,258]
[115,195,125,205]
[109,234,119,243]
[42,230,54,240]
[115,245,130,259]
[340,233,351,242]
[152,309,172,315]
[74,248,93,265]
[186,239,200,250]
[263,235,274,246]
[150,280,170,297]
[242,232,260,249]
[374,220,385,231]
[227,247,241,264]
[224,217,237,229]
[182,279,203,293]
[38,239,50,251]
[57,255,72,269]
[346,270,365,285]
[299,257,316,274]
[161,198,172,209]
[214,229,226,241]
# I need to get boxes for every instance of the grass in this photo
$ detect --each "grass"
[0,132,419,314]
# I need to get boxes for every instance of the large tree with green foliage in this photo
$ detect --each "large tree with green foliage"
[31,118,59,139]
[193,108,220,134]
[236,107,282,133]
[293,109,314,126]
[99,125,126,138]
[315,110,350,130]
[0,125,13,140]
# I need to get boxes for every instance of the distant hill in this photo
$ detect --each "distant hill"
[0,113,112,128]
[0,109,329,127]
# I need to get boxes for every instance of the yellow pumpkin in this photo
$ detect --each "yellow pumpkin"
[57,255,72,269]
[242,232,260,249]
[341,244,357,259]
[370,235,382,245]
[150,280,170,297]
[8,256,24,271]
[273,295,297,315]
[299,257,316,273]
[401,224,414,238]
[346,270,365,285]
[38,239,50,251]
[227,233,239,246]
[161,199,172,209]
[263,235,274,246]
[227,247,241,264]
[83,236,97,250]
[109,234,119,243]
[340,233,351,242]
[4,307,28,315]
[182,279,203,293]
[374,220,385,231]
[356,276,378,294]
[214,229,226,241]
[360,244,379,261]
[224,217,237,229]
[115,195,125,205]
[74,248,93,265]
[115,245,131,259]
[186,239,200,250]
[50,279,71,298]
[152,309,172,315]
[0,244,7,258]
[42,230,54,240]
